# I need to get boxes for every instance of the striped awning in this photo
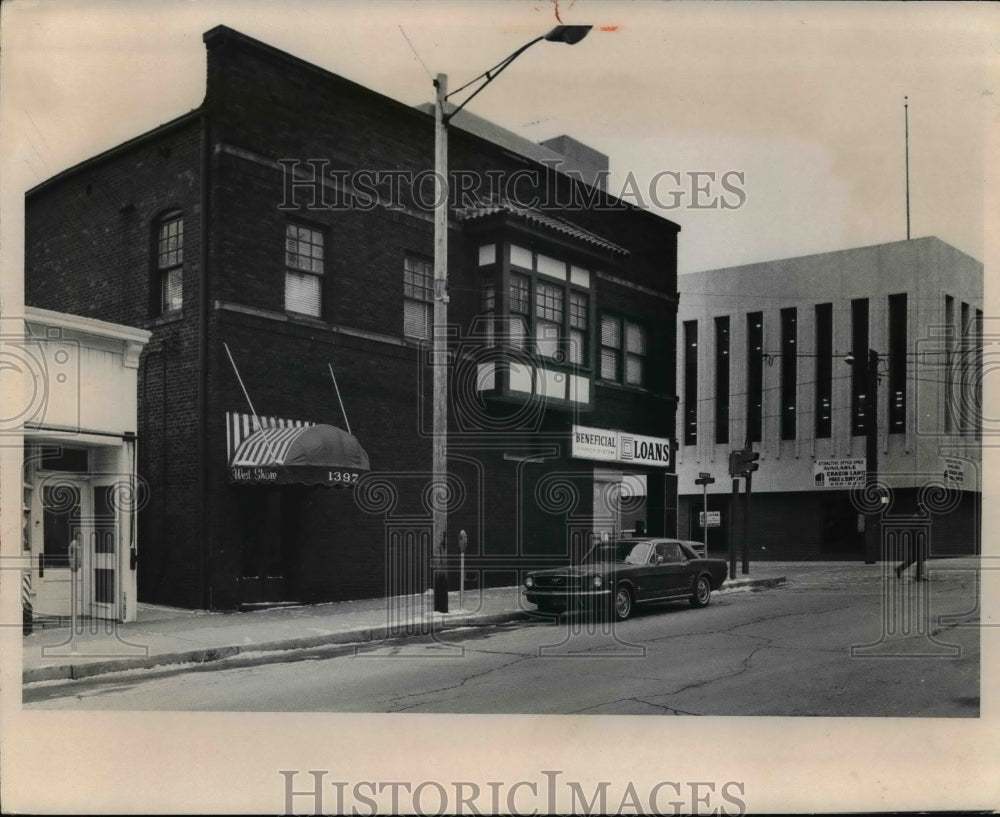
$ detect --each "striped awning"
[229,423,370,487]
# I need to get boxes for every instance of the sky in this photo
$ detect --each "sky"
[0,0,994,290]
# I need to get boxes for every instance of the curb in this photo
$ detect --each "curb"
[23,576,786,684]
[23,610,531,684]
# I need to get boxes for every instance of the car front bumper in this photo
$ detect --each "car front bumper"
[524,588,612,606]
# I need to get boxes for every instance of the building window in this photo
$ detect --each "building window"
[285,223,324,317]
[625,322,647,386]
[534,281,564,358]
[601,316,621,380]
[156,212,183,314]
[403,256,433,339]
[508,272,530,350]
[814,303,833,439]
[780,307,797,440]
[569,291,588,365]
[715,316,730,445]
[975,308,983,440]
[683,320,698,446]
[481,279,496,346]
[746,312,763,443]
[851,298,869,436]
[887,293,907,434]
[601,315,646,386]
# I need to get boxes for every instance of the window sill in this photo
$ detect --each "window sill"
[147,310,184,329]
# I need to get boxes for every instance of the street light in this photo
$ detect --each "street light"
[845,348,885,564]
[430,25,592,613]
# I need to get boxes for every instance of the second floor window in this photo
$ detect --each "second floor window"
[403,256,433,339]
[156,212,183,314]
[601,315,647,387]
[285,223,324,317]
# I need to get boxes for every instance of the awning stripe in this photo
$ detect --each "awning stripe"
[232,425,307,466]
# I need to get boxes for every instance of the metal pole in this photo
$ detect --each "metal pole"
[864,349,880,564]
[729,477,738,580]
[742,471,752,575]
[702,481,709,558]
[432,73,449,612]
[460,551,465,610]
[904,96,910,241]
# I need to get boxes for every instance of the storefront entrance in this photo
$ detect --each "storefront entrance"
[31,472,123,621]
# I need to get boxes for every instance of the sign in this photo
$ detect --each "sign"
[942,457,967,486]
[813,458,866,488]
[571,425,619,462]
[228,465,364,487]
[572,425,671,468]
[699,511,721,528]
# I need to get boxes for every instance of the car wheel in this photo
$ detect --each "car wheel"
[690,575,712,608]
[613,585,633,621]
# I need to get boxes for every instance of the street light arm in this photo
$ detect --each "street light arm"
[442,24,591,124]
[443,36,546,123]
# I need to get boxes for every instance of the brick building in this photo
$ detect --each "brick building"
[675,237,982,560]
[25,26,680,610]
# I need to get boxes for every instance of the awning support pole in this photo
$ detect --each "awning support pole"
[327,363,352,435]
[223,342,280,464]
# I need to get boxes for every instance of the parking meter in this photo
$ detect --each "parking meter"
[68,537,82,572]
[458,530,467,553]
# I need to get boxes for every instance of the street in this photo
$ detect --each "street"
[24,565,980,716]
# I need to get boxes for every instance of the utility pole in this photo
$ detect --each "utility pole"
[729,477,739,580]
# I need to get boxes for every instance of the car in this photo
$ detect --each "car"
[523,538,728,621]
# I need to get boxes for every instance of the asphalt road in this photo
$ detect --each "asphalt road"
[24,567,980,716]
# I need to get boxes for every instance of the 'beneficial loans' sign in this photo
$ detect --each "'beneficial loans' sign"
[571,425,672,468]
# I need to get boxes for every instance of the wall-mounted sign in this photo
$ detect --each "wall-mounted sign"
[813,458,866,488]
[572,425,671,468]
[698,511,721,528]
[942,457,968,486]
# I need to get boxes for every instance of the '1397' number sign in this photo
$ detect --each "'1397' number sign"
[329,471,359,485]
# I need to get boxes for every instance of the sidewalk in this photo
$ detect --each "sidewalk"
[22,566,790,684]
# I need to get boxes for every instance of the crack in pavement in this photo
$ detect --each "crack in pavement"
[568,696,702,716]
[384,652,533,712]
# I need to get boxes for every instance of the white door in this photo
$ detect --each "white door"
[87,480,120,621]
[34,480,83,617]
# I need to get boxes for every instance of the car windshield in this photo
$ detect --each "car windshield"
[624,542,653,565]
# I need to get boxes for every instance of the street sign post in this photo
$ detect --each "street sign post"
[694,472,715,557]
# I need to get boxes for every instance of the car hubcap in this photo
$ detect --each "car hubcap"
[616,590,630,618]
[698,579,709,603]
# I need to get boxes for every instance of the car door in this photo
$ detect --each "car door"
[656,541,690,595]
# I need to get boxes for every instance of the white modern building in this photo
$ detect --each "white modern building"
[675,237,982,560]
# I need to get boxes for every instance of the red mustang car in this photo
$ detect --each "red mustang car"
[523,538,729,620]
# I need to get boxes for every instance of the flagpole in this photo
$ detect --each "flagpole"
[905,95,910,240]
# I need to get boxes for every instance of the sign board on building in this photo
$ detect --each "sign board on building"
[571,425,671,468]
[942,457,968,487]
[698,511,721,528]
[813,458,866,488]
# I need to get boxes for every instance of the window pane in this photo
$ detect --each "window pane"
[536,253,566,280]
[285,270,322,316]
[536,321,560,358]
[509,316,527,349]
[479,244,496,266]
[286,224,324,275]
[158,215,183,270]
[601,316,621,348]
[161,268,182,312]
[404,256,433,301]
[569,292,588,329]
[510,273,530,314]
[535,282,563,323]
[510,245,532,270]
[570,266,590,288]
[626,354,643,386]
[404,299,432,339]
[625,322,646,354]
[601,349,618,380]
[569,329,585,364]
